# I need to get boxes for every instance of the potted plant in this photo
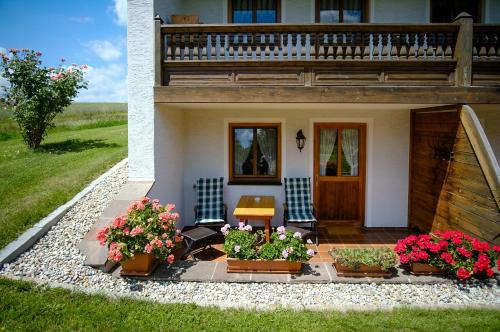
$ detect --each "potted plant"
[223,224,315,274]
[395,231,500,279]
[431,230,499,280]
[330,248,397,278]
[97,197,183,276]
[394,234,445,275]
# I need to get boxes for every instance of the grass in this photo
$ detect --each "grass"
[0,278,498,331]
[0,102,127,141]
[0,103,127,249]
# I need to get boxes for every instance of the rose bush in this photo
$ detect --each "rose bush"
[395,231,499,280]
[97,197,183,265]
[0,49,87,149]
[222,224,314,262]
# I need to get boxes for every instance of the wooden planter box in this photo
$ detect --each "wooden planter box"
[226,258,302,274]
[120,253,159,277]
[334,262,393,278]
[409,262,444,275]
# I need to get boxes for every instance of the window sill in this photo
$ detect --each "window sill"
[228,180,282,186]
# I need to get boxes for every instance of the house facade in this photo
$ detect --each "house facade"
[126,0,500,244]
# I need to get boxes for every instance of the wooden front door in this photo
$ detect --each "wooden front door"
[313,123,366,225]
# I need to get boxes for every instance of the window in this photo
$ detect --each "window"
[229,123,281,184]
[316,0,367,23]
[431,0,482,23]
[229,0,280,23]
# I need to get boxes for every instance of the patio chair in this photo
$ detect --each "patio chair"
[283,177,318,245]
[181,177,227,259]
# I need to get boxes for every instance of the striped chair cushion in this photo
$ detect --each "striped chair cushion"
[196,177,224,223]
[284,177,316,222]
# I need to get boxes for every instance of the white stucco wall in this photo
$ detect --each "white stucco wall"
[155,103,412,228]
[155,0,226,23]
[282,0,315,23]
[127,0,155,180]
[370,0,429,23]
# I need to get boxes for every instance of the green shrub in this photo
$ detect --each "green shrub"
[330,248,397,271]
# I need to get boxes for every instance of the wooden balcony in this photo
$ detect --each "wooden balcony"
[154,17,500,103]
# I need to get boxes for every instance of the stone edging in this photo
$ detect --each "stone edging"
[0,158,129,267]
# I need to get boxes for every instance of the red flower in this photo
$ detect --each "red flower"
[451,236,463,245]
[428,243,441,253]
[399,253,409,264]
[472,238,490,252]
[440,252,455,265]
[438,240,449,251]
[394,240,406,254]
[417,251,429,261]
[405,235,418,245]
[457,246,472,258]
[485,268,494,278]
[497,259,500,270]
[493,245,500,252]
[457,267,471,280]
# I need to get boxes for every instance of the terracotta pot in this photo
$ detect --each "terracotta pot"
[120,253,158,276]
[409,262,443,275]
[226,258,302,274]
[334,261,393,278]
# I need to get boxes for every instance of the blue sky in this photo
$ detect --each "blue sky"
[0,0,128,102]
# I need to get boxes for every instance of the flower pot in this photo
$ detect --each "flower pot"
[226,258,302,274]
[333,262,393,278]
[409,262,443,275]
[120,253,159,277]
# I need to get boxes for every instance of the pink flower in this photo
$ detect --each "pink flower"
[96,227,109,246]
[428,243,441,253]
[277,226,286,234]
[440,252,455,265]
[457,267,471,280]
[144,244,153,254]
[244,225,252,232]
[306,249,315,257]
[221,224,230,235]
[161,233,168,238]
[112,215,127,229]
[130,226,144,236]
[306,239,313,244]
[293,232,302,239]
[175,235,183,243]
[166,203,175,212]
[279,234,286,241]
[238,222,245,231]
[165,240,173,248]
[472,239,490,252]
[417,250,429,261]
[141,196,150,204]
[136,202,145,210]
[159,212,170,221]
[234,245,241,253]
[80,64,88,70]
[282,249,289,259]
[167,254,175,264]
[35,52,42,57]
[123,227,130,235]
[155,239,163,248]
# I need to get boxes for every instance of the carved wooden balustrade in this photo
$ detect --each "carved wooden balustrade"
[155,22,500,87]
[472,25,500,85]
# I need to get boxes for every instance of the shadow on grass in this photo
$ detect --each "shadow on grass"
[37,139,120,154]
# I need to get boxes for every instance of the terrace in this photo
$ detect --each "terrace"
[153,16,500,104]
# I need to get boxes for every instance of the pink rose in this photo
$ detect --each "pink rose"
[144,244,153,253]
[167,254,175,264]
[155,239,163,248]
[165,240,173,248]
[130,226,144,236]
[96,227,109,246]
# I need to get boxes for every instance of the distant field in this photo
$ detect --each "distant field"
[0,103,127,140]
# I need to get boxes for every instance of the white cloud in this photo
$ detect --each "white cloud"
[112,0,127,26]
[76,63,127,102]
[70,16,93,23]
[86,40,122,61]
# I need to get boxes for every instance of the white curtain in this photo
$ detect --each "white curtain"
[235,144,251,175]
[320,129,337,176]
[257,128,276,175]
[341,128,359,176]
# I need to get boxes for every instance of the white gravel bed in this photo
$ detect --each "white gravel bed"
[1,161,499,311]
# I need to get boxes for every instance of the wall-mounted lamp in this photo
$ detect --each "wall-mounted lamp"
[296,129,306,152]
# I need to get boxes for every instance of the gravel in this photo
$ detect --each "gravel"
[1,161,499,311]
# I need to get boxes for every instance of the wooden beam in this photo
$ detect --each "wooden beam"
[454,13,473,87]
[154,86,500,103]
[459,105,500,209]
[154,15,163,87]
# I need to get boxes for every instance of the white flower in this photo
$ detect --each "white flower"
[293,232,302,239]
[306,239,313,244]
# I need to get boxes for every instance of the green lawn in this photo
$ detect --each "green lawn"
[0,278,498,331]
[0,123,127,249]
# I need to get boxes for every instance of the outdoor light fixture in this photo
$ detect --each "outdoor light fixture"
[296,130,306,152]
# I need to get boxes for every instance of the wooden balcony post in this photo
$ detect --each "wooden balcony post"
[453,12,473,87]
[154,14,163,87]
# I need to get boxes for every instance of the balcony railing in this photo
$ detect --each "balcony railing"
[154,18,500,87]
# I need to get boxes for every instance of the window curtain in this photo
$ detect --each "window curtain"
[257,128,277,175]
[341,128,359,176]
[319,129,337,176]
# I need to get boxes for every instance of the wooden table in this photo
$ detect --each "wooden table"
[233,195,275,243]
